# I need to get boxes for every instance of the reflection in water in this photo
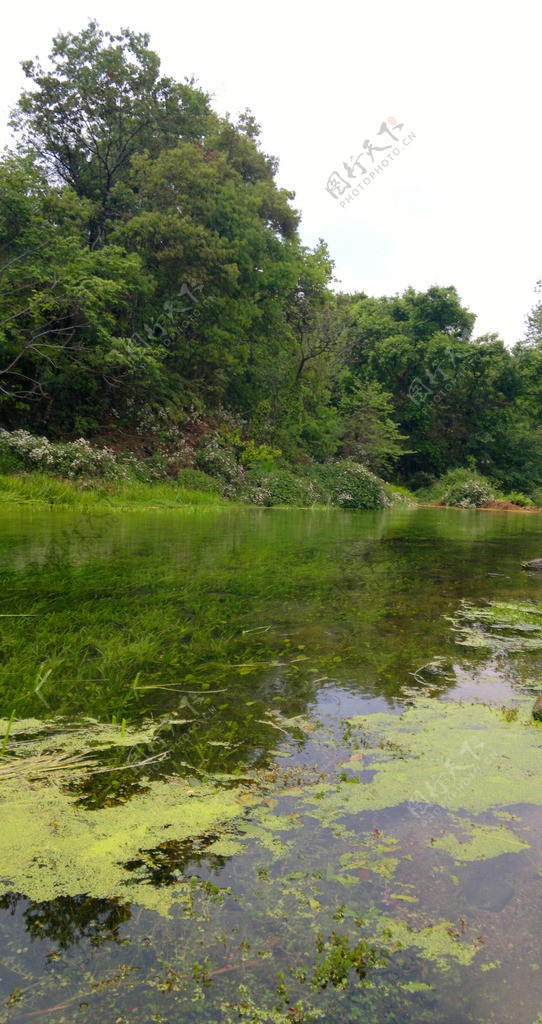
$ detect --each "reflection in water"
[0,893,131,949]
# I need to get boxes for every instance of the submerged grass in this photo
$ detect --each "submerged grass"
[2,508,542,1021]
[448,599,542,652]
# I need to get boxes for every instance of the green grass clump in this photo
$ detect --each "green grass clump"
[502,491,534,507]
[0,473,227,510]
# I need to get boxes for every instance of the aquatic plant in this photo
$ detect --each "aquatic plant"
[448,599,542,652]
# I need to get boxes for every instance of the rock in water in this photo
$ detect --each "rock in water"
[522,559,542,570]
[533,696,542,721]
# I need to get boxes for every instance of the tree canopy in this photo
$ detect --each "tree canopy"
[1,21,541,493]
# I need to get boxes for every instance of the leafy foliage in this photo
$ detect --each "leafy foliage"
[417,468,495,508]
[1,21,542,497]
[307,461,389,510]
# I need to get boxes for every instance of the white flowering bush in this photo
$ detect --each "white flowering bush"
[436,469,495,508]
[0,429,392,510]
[0,430,123,480]
[247,469,320,507]
[308,461,389,510]
[196,432,244,486]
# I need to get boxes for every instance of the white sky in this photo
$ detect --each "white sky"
[1,0,541,345]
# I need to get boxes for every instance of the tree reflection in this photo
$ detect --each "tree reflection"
[0,893,131,949]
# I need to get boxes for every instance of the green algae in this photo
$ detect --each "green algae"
[432,822,529,862]
[0,773,251,915]
[0,696,520,1020]
[304,698,542,824]
[337,832,400,881]
[0,715,172,757]
[2,697,539,924]
[374,917,479,969]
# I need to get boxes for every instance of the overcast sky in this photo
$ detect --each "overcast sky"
[1,0,541,345]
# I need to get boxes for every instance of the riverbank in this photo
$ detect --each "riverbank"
[0,473,229,511]
[2,471,542,516]
[1,432,541,514]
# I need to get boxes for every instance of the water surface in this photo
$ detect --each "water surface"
[1,506,542,1023]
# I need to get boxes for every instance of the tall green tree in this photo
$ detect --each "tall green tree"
[0,155,157,430]
[11,21,213,244]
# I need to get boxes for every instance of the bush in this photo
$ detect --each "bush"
[196,432,244,487]
[308,461,389,510]
[384,484,418,505]
[0,429,392,511]
[247,467,320,507]
[176,468,223,494]
[240,439,282,471]
[503,491,534,507]
[0,429,122,480]
[407,471,437,491]
[422,467,495,508]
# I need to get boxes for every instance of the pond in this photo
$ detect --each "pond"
[1,505,542,1023]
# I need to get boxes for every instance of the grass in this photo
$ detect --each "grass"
[0,473,229,510]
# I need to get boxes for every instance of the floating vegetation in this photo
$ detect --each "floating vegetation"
[308,697,542,820]
[448,599,542,653]
[431,821,530,863]
[0,750,102,779]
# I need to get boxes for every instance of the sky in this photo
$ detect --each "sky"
[1,0,541,345]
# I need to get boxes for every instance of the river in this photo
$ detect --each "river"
[1,505,541,1023]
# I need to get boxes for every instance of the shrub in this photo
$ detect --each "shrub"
[407,471,437,491]
[247,468,320,507]
[196,432,244,487]
[384,484,418,505]
[424,468,495,508]
[503,491,534,507]
[176,468,223,494]
[308,461,389,510]
[240,439,282,471]
[0,429,122,480]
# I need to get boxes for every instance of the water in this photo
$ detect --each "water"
[0,506,542,1023]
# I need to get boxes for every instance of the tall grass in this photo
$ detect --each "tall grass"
[0,473,228,510]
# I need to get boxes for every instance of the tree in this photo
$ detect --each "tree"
[523,279,542,347]
[4,23,305,432]
[285,244,350,383]
[336,373,409,475]
[0,155,157,431]
[11,21,213,244]
[109,139,302,414]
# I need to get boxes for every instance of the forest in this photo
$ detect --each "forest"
[2,21,542,507]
